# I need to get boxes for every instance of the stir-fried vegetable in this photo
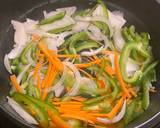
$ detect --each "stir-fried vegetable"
[4,0,157,128]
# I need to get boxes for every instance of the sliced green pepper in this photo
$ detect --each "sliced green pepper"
[68,31,89,54]
[26,84,40,99]
[38,11,66,25]
[25,94,59,115]
[142,79,150,110]
[124,98,144,125]
[75,40,100,52]
[47,24,74,34]
[91,21,110,36]
[11,58,19,66]
[20,42,33,65]
[11,92,49,128]
[120,42,150,83]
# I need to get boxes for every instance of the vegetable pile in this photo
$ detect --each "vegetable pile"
[4,0,157,127]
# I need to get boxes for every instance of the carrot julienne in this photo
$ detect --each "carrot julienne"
[10,75,22,93]
[114,52,131,98]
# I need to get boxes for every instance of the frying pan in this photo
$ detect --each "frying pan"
[0,0,160,127]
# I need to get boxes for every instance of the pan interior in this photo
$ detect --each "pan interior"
[0,0,160,128]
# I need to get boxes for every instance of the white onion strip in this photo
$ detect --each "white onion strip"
[64,62,81,96]
[97,100,126,124]
[17,64,31,84]
[4,54,12,74]
[7,97,38,125]
[81,46,104,56]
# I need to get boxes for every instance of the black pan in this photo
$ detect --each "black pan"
[0,0,160,127]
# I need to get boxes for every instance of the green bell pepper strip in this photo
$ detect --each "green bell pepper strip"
[142,79,150,110]
[91,21,110,36]
[25,94,59,115]
[45,91,55,103]
[38,11,66,25]
[97,0,108,17]
[47,24,74,34]
[124,98,144,125]
[11,65,22,75]
[26,84,40,99]
[11,58,19,66]
[11,92,49,128]
[31,46,37,60]
[128,25,141,42]
[120,42,150,83]
[20,42,33,65]
[140,32,150,47]
[75,40,100,52]
[68,31,89,54]
[62,31,88,48]
[73,9,91,17]
[136,61,158,85]
[83,75,119,105]
[21,72,29,84]
[83,94,110,105]
[122,27,135,42]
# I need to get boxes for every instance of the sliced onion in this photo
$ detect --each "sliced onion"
[75,16,107,23]
[108,11,126,29]
[56,31,74,47]
[27,29,57,38]
[17,64,31,84]
[81,46,104,56]
[40,15,75,32]
[64,62,81,96]
[23,18,38,32]
[80,77,97,90]
[4,54,12,74]
[97,100,126,124]
[54,85,65,97]
[72,21,90,32]
[56,6,77,16]
[7,97,38,125]
[92,4,105,17]
[7,45,25,59]
[113,29,125,51]
[26,50,35,66]
[11,20,27,46]
[101,34,110,49]
[127,59,140,76]
[46,38,58,51]
[87,25,103,41]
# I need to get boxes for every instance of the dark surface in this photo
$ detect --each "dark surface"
[0,0,160,128]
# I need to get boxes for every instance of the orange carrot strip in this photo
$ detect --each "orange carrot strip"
[56,54,80,58]
[61,114,95,124]
[97,79,106,89]
[75,59,101,68]
[114,52,131,98]
[71,96,86,102]
[106,96,125,118]
[10,75,22,93]
[41,62,52,89]
[48,111,70,128]
[42,66,57,100]
[38,41,63,71]
[93,56,115,76]
[54,101,82,105]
